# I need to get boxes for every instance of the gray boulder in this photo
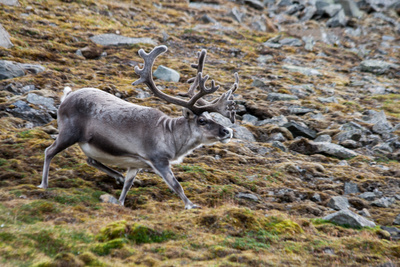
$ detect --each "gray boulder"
[315,134,332,143]
[0,61,25,80]
[327,196,350,210]
[344,182,359,195]
[323,209,376,228]
[360,60,395,75]
[0,0,19,6]
[283,65,322,76]
[336,0,363,17]
[211,113,256,142]
[326,9,348,27]
[26,93,57,112]
[236,192,259,201]
[153,65,180,82]
[359,192,377,201]
[394,214,400,225]
[100,194,120,205]
[242,114,258,125]
[363,110,393,134]
[244,0,264,10]
[314,142,358,158]
[371,197,395,208]
[90,33,156,46]
[257,115,288,127]
[283,122,317,139]
[267,93,299,101]
[279,38,303,47]
[0,23,13,48]
[289,138,358,159]
[0,60,45,80]
[6,100,53,126]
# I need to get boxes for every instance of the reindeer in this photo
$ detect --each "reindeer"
[38,45,239,209]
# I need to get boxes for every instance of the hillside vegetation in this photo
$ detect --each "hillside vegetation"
[0,0,400,266]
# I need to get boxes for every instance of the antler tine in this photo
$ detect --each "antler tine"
[181,49,207,97]
[194,72,239,123]
[132,45,168,86]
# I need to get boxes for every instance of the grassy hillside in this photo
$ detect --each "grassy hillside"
[1,0,400,266]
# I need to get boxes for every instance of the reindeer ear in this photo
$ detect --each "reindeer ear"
[182,108,196,120]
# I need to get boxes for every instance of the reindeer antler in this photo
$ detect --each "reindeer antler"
[132,45,239,123]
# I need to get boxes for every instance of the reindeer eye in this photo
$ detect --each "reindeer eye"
[198,118,207,125]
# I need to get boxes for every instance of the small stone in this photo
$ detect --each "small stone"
[267,93,299,101]
[153,65,180,82]
[228,7,244,23]
[283,65,322,76]
[236,192,258,201]
[288,106,315,115]
[242,114,258,125]
[42,125,58,134]
[256,55,273,64]
[26,93,56,111]
[340,140,360,149]
[327,196,350,210]
[0,0,19,6]
[323,209,376,228]
[100,194,120,205]
[371,197,395,208]
[200,14,217,24]
[279,37,303,47]
[311,193,322,202]
[314,134,332,143]
[317,96,338,103]
[359,208,371,217]
[283,122,317,139]
[244,0,264,10]
[336,0,363,17]
[360,60,394,75]
[326,9,348,27]
[272,141,287,152]
[314,142,358,159]
[302,36,315,51]
[344,182,359,195]
[90,33,156,46]
[257,115,288,127]
[0,23,13,49]
[394,214,400,225]
[79,45,103,59]
[359,192,376,201]
[0,60,25,80]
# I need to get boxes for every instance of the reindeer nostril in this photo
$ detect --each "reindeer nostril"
[221,128,230,136]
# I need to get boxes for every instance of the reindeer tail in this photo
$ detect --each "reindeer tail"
[61,87,72,103]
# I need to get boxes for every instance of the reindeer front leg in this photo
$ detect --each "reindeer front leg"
[151,160,200,210]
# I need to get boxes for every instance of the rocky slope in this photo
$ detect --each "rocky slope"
[0,0,400,266]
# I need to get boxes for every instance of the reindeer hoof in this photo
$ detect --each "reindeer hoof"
[37,184,47,189]
[185,204,201,210]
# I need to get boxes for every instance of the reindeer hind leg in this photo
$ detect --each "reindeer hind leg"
[39,130,80,189]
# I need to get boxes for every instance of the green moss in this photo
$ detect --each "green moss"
[128,223,176,244]
[264,216,304,235]
[97,220,128,242]
[224,236,270,251]
[92,238,128,256]
[97,220,176,246]
[78,252,107,266]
